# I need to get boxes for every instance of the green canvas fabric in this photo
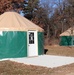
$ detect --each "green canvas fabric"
[60,36,72,46]
[0,31,44,59]
[0,31,27,59]
[38,32,44,55]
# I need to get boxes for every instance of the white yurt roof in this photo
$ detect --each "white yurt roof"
[0,12,43,32]
[60,27,74,36]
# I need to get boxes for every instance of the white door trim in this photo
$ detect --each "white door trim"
[27,30,38,57]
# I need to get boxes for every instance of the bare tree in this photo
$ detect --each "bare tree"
[0,0,24,14]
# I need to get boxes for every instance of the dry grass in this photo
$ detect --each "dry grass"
[0,60,74,75]
[45,45,74,57]
[0,60,51,75]
[49,63,74,75]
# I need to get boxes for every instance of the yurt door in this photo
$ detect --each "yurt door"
[27,31,38,57]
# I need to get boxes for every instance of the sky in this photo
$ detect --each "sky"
[20,0,64,17]
[40,0,64,8]
[20,11,24,16]
[40,0,64,17]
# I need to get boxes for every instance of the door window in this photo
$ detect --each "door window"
[29,32,34,44]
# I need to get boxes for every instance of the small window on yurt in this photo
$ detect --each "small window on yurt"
[29,32,34,44]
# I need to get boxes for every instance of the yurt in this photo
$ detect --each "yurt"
[0,12,44,59]
[60,27,74,46]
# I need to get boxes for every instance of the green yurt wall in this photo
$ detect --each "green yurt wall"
[60,27,74,46]
[38,32,44,55]
[0,31,27,59]
[60,36,72,46]
[0,31,44,59]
